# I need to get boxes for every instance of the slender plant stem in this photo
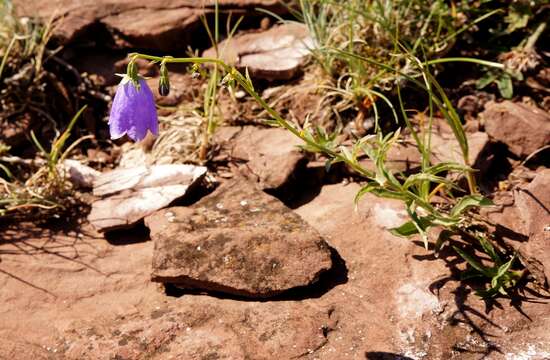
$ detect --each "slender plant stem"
[129,52,468,212]
[129,53,377,179]
[424,57,504,69]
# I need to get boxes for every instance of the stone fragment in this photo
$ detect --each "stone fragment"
[60,159,101,188]
[217,126,307,190]
[483,170,550,288]
[482,101,550,157]
[204,23,313,80]
[516,169,550,287]
[145,179,332,297]
[430,120,490,170]
[88,164,206,231]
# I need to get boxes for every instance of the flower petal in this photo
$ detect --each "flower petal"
[108,78,159,141]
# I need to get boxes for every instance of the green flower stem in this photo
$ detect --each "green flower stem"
[129,53,375,179]
[424,57,504,69]
[130,53,453,218]
[525,22,546,51]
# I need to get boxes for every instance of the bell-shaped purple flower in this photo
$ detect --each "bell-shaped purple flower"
[109,78,158,141]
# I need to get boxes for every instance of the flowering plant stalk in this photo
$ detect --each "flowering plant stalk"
[111,52,521,297]
[119,52,467,214]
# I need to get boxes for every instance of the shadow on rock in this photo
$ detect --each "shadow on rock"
[270,162,347,210]
[365,352,414,360]
[412,238,550,359]
[103,221,151,245]
[164,246,348,302]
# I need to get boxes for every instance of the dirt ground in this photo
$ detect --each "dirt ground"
[2,183,550,359]
[2,1,550,359]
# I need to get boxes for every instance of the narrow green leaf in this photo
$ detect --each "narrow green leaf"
[453,246,493,278]
[497,73,513,99]
[434,229,452,253]
[325,159,333,173]
[425,162,471,176]
[450,195,493,217]
[495,255,516,282]
[403,173,460,192]
[390,221,419,237]
[390,216,433,238]
[460,267,486,281]
[30,130,48,156]
[477,236,501,265]
[51,105,88,165]
[475,287,501,298]
[368,188,409,201]
[0,163,13,179]
[354,184,375,206]
[476,72,496,89]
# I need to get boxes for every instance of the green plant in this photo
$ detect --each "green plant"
[1,0,105,157]
[120,49,521,297]
[0,106,90,218]
[454,234,522,297]
[0,0,53,80]
[292,0,501,113]
[192,2,244,162]
[148,2,243,164]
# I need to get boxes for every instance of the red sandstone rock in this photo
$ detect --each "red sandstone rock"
[145,179,332,297]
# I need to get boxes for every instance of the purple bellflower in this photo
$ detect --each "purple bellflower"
[109,77,158,141]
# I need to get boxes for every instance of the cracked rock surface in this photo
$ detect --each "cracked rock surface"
[145,178,333,297]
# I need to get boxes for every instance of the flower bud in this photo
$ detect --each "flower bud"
[158,62,170,96]
[190,63,204,79]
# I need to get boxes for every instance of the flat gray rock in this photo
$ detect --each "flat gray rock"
[145,179,332,298]
[88,164,206,232]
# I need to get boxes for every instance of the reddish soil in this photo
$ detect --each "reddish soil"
[1,183,549,359]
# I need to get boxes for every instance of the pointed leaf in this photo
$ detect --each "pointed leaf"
[453,246,493,277]
[477,235,501,265]
[451,195,493,217]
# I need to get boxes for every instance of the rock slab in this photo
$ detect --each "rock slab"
[88,164,206,231]
[484,169,550,288]
[204,23,313,80]
[482,101,550,157]
[59,298,333,360]
[145,179,332,297]
[216,125,307,190]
